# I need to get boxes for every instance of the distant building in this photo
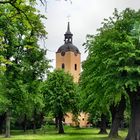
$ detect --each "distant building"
[56,22,88,127]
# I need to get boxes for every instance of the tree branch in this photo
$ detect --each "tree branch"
[9,2,33,29]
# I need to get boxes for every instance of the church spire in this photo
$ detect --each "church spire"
[64,22,73,44]
[66,22,71,34]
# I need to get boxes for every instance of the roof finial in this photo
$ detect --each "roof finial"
[67,21,70,32]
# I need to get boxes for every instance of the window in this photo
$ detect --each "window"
[75,64,77,70]
[62,63,65,69]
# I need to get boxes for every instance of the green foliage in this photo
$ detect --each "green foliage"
[42,69,79,118]
[0,0,47,72]
[80,8,140,120]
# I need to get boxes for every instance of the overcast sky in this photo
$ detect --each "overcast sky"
[37,0,140,69]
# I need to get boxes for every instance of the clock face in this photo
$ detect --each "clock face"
[75,52,77,56]
[61,51,65,56]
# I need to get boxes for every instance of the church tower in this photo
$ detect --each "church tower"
[56,22,81,82]
[56,22,88,127]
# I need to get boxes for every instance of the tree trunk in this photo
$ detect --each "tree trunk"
[109,95,126,138]
[33,121,36,134]
[23,114,27,132]
[33,109,36,134]
[125,91,140,140]
[58,112,64,134]
[40,112,44,127]
[5,111,10,138]
[55,117,58,129]
[98,113,107,134]
[0,113,5,134]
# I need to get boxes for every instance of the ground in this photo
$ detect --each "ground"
[0,126,127,140]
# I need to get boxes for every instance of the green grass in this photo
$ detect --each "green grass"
[0,126,127,140]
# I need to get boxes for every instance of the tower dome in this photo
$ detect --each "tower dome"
[56,22,80,54]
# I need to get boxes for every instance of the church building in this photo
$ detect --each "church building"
[56,22,88,127]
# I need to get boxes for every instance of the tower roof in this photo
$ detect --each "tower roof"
[56,22,80,54]
[57,43,80,54]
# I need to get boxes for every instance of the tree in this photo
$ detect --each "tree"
[42,69,79,134]
[0,2,49,137]
[80,8,140,140]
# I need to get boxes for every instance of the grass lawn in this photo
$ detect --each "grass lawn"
[0,126,127,140]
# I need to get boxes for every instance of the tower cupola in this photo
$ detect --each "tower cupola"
[56,22,80,55]
[64,22,73,44]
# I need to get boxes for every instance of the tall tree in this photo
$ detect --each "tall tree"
[0,2,49,137]
[42,69,79,134]
[80,8,140,140]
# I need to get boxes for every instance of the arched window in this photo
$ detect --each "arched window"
[62,63,65,69]
[75,64,77,70]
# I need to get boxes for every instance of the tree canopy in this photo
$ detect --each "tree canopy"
[80,8,140,140]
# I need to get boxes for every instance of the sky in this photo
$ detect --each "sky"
[37,0,140,69]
